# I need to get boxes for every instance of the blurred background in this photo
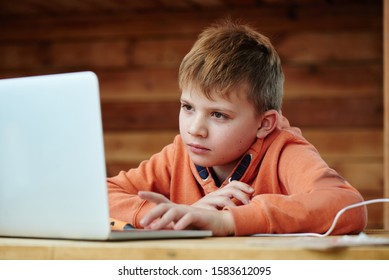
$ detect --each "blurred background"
[0,0,384,228]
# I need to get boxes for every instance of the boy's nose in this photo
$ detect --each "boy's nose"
[188,116,207,138]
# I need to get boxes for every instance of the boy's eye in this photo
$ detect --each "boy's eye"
[212,112,227,119]
[181,104,193,111]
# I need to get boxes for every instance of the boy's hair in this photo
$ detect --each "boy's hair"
[178,19,284,115]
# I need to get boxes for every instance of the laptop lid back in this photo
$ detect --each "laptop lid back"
[0,72,111,240]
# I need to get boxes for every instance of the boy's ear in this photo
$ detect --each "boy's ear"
[256,110,279,139]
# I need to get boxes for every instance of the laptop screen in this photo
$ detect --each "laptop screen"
[0,72,111,240]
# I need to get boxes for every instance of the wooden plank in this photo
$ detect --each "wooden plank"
[0,0,159,17]
[104,130,177,163]
[282,97,383,128]
[324,161,383,195]
[131,32,382,67]
[98,70,181,102]
[0,40,130,70]
[302,128,383,159]
[190,0,224,7]
[50,40,130,68]
[276,32,382,64]
[283,64,382,99]
[132,38,193,68]
[0,4,381,41]
[101,101,179,130]
[0,1,43,17]
[158,0,193,10]
[0,43,49,70]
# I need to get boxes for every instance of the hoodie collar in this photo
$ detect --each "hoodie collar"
[192,135,272,190]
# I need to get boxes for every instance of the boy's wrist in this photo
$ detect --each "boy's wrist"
[221,210,235,236]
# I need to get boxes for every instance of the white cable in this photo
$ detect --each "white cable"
[252,198,389,237]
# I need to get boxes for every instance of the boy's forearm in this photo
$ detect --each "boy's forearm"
[108,183,158,228]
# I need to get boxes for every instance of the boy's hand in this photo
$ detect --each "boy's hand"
[191,181,254,210]
[138,191,235,236]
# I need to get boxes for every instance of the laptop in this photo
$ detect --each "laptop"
[0,71,212,240]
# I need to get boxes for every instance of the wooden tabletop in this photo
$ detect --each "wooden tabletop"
[1,233,389,260]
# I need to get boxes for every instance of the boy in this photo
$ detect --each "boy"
[107,20,367,236]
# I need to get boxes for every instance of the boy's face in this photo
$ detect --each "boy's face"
[179,86,262,172]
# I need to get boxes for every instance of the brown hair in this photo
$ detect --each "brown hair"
[178,19,284,115]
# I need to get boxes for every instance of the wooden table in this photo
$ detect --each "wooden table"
[1,233,389,260]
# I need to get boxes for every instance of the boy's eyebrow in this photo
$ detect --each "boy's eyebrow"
[208,106,235,115]
[180,97,236,114]
[180,97,190,103]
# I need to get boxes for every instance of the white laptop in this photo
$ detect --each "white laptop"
[0,72,212,240]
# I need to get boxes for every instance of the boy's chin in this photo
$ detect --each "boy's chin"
[190,159,213,167]
[188,155,214,167]
[188,155,229,168]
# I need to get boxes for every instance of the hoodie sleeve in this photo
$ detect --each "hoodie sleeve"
[227,134,367,236]
[107,138,177,228]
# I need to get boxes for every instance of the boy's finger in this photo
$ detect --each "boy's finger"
[140,203,171,227]
[229,191,251,205]
[225,181,254,193]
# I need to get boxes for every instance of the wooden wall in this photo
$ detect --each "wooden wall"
[0,1,384,228]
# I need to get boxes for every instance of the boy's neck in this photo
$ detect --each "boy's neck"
[209,168,223,187]
[210,163,237,187]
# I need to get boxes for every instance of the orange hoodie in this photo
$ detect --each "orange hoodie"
[107,121,367,236]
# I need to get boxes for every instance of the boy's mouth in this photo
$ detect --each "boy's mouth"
[187,143,210,154]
